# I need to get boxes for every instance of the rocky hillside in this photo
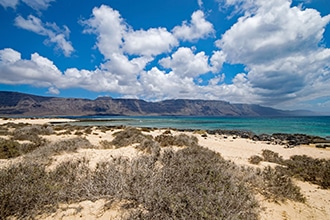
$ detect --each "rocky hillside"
[0,91,309,117]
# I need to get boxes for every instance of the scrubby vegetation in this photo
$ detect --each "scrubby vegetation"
[0,138,21,159]
[249,149,330,190]
[1,124,327,219]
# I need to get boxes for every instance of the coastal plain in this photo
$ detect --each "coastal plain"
[0,118,329,220]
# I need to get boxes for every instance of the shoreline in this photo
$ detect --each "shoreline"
[1,117,329,146]
[54,115,330,139]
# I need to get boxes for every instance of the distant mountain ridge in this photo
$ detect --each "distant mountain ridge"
[0,91,315,117]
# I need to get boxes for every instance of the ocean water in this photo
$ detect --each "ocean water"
[70,116,330,138]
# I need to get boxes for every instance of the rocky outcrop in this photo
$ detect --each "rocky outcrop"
[206,129,329,147]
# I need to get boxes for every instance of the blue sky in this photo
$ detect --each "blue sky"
[0,0,330,112]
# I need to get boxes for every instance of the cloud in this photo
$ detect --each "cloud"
[0,48,62,87]
[172,10,215,42]
[82,5,127,58]
[198,0,203,8]
[159,47,211,77]
[22,0,55,10]
[47,86,60,95]
[0,0,19,8]
[83,5,178,59]
[0,0,55,10]
[123,28,178,56]
[216,0,330,106]
[3,2,330,111]
[210,50,226,73]
[15,15,74,56]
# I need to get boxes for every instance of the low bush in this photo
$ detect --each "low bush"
[282,155,330,189]
[111,127,152,148]
[0,138,21,159]
[155,133,198,147]
[256,166,305,203]
[248,155,263,165]
[136,139,160,157]
[0,162,57,218]
[261,149,284,164]
[0,142,260,219]
[99,140,113,149]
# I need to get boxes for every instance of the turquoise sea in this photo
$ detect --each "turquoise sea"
[70,116,330,139]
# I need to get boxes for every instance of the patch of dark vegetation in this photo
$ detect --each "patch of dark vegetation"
[12,124,53,141]
[26,137,92,161]
[261,149,284,164]
[99,140,113,149]
[155,133,198,147]
[249,149,330,190]
[248,155,263,165]
[0,144,260,219]
[0,138,21,159]
[256,166,305,203]
[282,155,330,189]
[111,127,153,148]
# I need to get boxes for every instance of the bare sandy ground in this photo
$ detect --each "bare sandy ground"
[0,118,76,125]
[1,118,330,219]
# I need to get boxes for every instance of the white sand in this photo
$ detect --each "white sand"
[0,117,76,125]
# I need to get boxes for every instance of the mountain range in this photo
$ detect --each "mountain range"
[0,91,315,117]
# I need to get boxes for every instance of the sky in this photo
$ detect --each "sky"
[0,0,330,112]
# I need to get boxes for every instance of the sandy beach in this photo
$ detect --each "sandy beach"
[0,118,329,219]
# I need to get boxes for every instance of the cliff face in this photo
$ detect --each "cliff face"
[0,91,296,117]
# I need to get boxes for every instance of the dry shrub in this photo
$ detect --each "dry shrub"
[155,133,198,147]
[0,143,260,219]
[0,138,21,159]
[13,124,54,139]
[24,137,92,165]
[11,125,51,151]
[0,162,58,218]
[282,155,330,189]
[136,139,160,157]
[99,140,113,149]
[256,166,305,203]
[0,127,9,136]
[0,159,92,219]
[111,127,152,148]
[248,155,263,165]
[261,149,284,164]
[0,137,45,159]
[129,145,259,219]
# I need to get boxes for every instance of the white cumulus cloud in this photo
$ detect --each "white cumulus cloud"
[123,28,178,56]
[159,47,211,77]
[172,10,215,42]
[216,0,330,106]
